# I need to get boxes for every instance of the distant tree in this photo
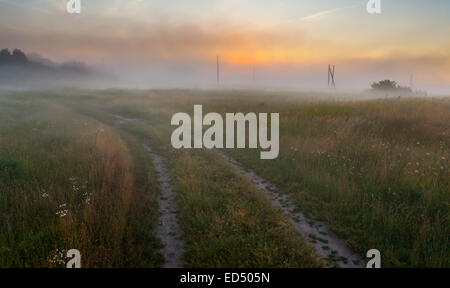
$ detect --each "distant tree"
[0,49,11,64]
[0,49,28,65]
[0,48,29,65]
[371,80,399,90]
[371,79,412,93]
[12,49,28,64]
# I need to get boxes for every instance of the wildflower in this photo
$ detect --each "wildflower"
[56,209,68,217]
[48,249,66,266]
[56,203,68,217]
[82,190,92,204]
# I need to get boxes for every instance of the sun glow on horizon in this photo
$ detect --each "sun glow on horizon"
[0,0,449,92]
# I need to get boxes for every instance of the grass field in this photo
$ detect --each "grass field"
[0,89,448,267]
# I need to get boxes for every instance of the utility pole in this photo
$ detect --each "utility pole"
[328,64,336,89]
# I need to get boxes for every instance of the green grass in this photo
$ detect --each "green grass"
[0,92,163,267]
[219,97,450,267]
[0,89,448,267]
[168,148,322,267]
[98,99,323,267]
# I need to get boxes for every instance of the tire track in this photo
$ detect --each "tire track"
[112,114,184,268]
[112,114,137,125]
[217,151,365,268]
[143,144,185,268]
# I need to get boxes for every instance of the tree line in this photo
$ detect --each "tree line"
[0,49,28,65]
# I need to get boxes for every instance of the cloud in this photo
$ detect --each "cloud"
[0,19,312,63]
[301,8,341,21]
[299,3,363,22]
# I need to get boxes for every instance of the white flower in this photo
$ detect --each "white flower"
[48,249,66,265]
[56,209,68,217]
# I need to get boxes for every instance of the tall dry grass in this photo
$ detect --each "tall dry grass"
[0,93,162,267]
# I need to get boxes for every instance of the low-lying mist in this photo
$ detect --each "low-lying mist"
[0,50,448,96]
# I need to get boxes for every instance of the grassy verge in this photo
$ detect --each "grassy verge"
[168,148,323,267]
[77,89,449,267]
[0,92,162,267]
[96,95,324,267]
[222,98,449,267]
[1,89,447,267]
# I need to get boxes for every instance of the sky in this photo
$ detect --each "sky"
[0,0,449,93]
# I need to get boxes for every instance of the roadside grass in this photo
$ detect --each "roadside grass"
[1,89,448,267]
[72,89,449,267]
[218,97,449,267]
[168,148,323,267]
[95,98,324,267]
[0,92,162,267]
